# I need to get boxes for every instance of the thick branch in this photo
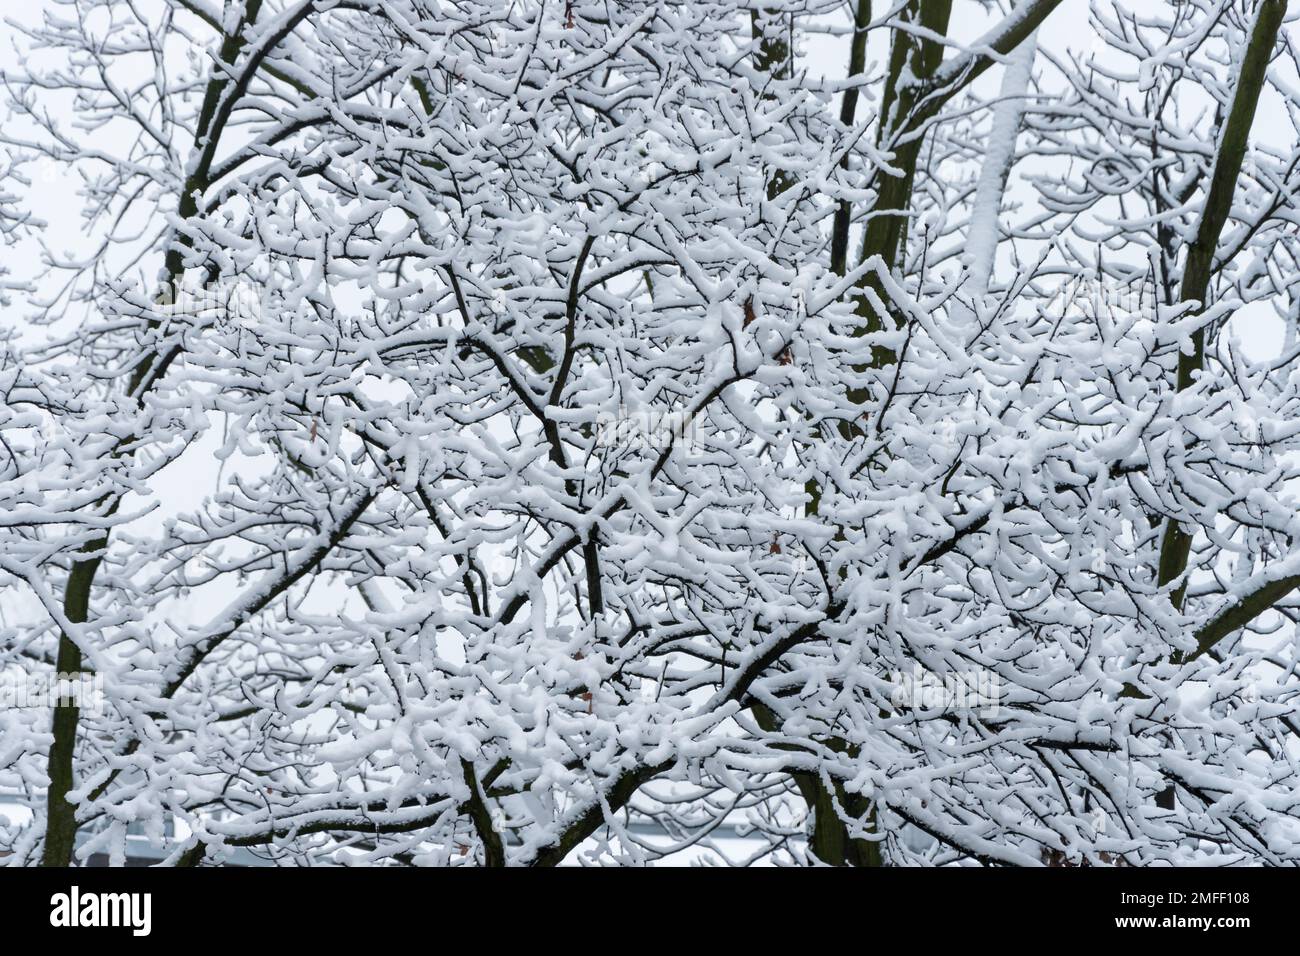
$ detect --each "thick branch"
[1156,0,1286,610]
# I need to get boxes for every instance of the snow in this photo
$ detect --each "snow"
[0,0,1298,868]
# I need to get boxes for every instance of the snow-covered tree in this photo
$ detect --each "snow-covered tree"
[1,0,1298,866]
